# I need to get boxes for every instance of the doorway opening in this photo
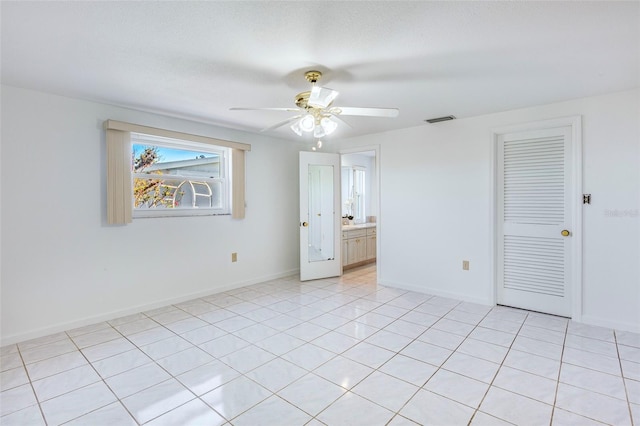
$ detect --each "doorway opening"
[340,147,379,277]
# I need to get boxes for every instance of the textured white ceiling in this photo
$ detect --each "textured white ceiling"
[2,1,638,141]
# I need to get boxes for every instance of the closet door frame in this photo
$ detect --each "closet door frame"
[490,116,583,320]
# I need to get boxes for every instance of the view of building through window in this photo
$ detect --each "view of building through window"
[131,133,229,215]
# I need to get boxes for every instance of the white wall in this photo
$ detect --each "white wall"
[1,86,301,345]
[2,87,638,343]
[336,89,640,333]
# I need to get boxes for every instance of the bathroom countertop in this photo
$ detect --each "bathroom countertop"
[342,223,376,231]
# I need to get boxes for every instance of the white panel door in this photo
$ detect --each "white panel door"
[497,126,573,316]
[300,151,341,281]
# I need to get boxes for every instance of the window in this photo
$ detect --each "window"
[131,133,230,217]
[105,120,250,225]
[341,166,366,224]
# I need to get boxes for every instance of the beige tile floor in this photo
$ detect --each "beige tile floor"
[1,264,639,425]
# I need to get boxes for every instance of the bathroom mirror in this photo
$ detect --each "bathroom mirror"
[308,164,335,262]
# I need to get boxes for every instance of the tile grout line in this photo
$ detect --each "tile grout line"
[229,268,379,424]
[63,314,228,425]
[276,277,421,424]
[0,282,528,422]
[120,272,340,423]
[64,326,143,426]
[293,284,417,424]
[384,299,471,426]
[67,294,276,424]
[615,330,636,426]
[548,315,570,426]
[467,309,532,425]
[5,276,330,425]
[351,294,509,424]
[132,268,376,424]
[4,266,636,426]
[17,326,137,426]
[14,342,49,426]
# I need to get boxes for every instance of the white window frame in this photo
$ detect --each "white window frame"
[131,133,231,218]
[105,119,250,224]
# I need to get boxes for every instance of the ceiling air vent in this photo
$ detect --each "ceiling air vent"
[424,115,456,124]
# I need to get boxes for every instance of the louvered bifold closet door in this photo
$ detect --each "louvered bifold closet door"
[497,127,572,317]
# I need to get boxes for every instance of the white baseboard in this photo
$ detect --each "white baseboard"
[1,269,299,346]
[579,314,640,334]
[380,280,640,334]
[379,279,493,307]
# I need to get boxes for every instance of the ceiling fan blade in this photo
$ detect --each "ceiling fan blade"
[333,107,399,118]
[261,115,302,132]
[308,86,339,108]
[230,107,301,112]
[328,112,353,128]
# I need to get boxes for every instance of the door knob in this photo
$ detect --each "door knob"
[561,229,571,237]
[301,222,308,227]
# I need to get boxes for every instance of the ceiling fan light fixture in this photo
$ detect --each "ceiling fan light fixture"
[300,114,315,132]
[290,121,303,136]
[233,70,398,137]
[320,117,338,135]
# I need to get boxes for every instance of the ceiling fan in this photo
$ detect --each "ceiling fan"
[230,70,399,138]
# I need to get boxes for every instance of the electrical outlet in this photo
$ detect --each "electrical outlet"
[231,252,238,262]
[462,260,470,271]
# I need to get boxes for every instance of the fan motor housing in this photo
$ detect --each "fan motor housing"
[295,91,311,109]
[297,70,324,108]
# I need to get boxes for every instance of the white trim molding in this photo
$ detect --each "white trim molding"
[104,120,251,151]
[0,269,299,346]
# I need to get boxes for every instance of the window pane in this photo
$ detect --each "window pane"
[174,180,223,209]
[134,178,223,210]
[130,135,230,216]
[132,144,221,179]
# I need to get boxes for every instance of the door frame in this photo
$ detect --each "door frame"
[490,116,583,320]
[339,145,381,279]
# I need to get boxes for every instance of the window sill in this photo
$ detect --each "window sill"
[133,209,231,219]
